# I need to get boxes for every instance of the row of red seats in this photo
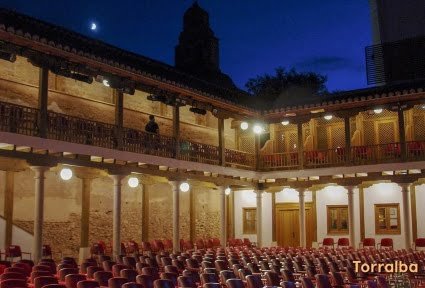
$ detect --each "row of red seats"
[320,237,425,250]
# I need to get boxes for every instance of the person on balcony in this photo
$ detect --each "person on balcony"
[145,115,159,134]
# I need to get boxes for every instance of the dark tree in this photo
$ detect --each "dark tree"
[245,67,328,108]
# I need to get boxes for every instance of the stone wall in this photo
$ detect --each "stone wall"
[0,56,237,148]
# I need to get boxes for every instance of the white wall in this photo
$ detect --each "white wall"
[234,190,273,247]
[415,184,425,238]
[316,186,360,247]
[275,188,312,203]
[11,225,33,257]
[364,183,405,249]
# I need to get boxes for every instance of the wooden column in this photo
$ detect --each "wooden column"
[411,184,417,241]
[297,122,304,169]
[219,187,227,247]
[218,117,226,166]
[173,105,180,158]
[255,135,260,170]
[4,171,14,247]
[141,184,149,242]
[114,89,124,149]
[359,185,365,241]
[344,116,351,162]
[227,189,235,240]
[38,67,49,138]
[398,108,407,160]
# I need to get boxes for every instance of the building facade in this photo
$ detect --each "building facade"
[0,5,425,262]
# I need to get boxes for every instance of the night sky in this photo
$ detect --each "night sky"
[0,0,372,92]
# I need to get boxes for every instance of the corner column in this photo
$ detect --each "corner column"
[4,171,14,248]
[256,189,263,247]
[110,174,125,259]
[346,186,356,248]
[30,166,50,263]
[298,188,306,248]
[400,183,412,249]
[170,180,180,253]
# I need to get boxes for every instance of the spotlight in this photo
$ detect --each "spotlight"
[225,187,231,195]
[102,79,110,87]
[189,107,207,115]
[179,182,190,192]
[281,120,290,126]
[240,122,249,130]
[128,177,139,188]
[60,168,73,180]
[324,114,333,121]
[373,108,383,114]
[253,124,264,134]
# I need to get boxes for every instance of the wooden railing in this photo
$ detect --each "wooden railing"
[260,152,299,170]
[2,100,425,170]
[225,148,255,168]
[122,128,176,158]
[48,112,116,149]
[178,140,219,165]
[0,102,38,136]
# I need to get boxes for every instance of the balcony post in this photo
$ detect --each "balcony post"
[297,122,304,169]
[344,116,351,162]
[114,89,124,150]
[38,67,49,138]
[173,105,180,158]
[218,117,226,166]
[398,108,407,161]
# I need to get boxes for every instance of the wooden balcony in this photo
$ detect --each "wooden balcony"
[1,100,425,171]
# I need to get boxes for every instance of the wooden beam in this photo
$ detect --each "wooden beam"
[218,117,225,166]
[173,105,180,158]
[114,89,124,149]
[37,67,49,138]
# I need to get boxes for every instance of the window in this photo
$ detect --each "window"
[375,204,400,234]
[242,208,256,234]
[327,205,349,234]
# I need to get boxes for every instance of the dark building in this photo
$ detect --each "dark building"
[175,2,235,89]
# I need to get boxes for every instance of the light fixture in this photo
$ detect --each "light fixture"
[281,120,290,126]
[253,124,264,134]
[421,104,425,109]
[179,182,190,192]
[225,187,231,195]
[128,177,139,188]
[324,114,333,121]
[102,79,110,87]
[60,168,73,181]
[0,51,17,63]
[240,122,249,130]
[373,108,383,114]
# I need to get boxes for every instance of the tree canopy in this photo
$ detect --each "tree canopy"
[245,67,328,108]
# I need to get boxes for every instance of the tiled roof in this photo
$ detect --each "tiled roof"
[0,8,253,110]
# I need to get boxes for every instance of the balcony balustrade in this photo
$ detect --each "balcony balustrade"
[1,100,425,170]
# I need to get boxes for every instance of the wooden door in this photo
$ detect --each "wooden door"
[276,203,313,247]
